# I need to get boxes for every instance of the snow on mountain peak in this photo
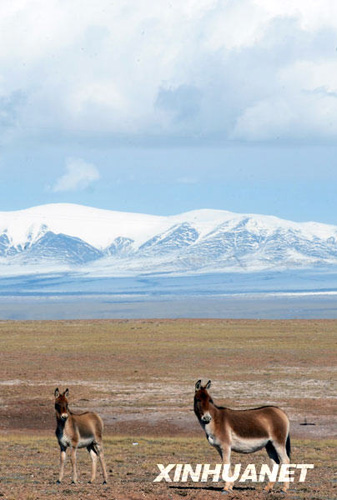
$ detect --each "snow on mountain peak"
[0,203,167,249]
[0,203,337,275]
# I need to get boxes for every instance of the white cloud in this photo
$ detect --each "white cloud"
[232,57,337,141]
[52,158,100,192]
[1,0,337,144]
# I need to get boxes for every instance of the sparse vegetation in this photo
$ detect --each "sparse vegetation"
[0,435,336,499]
[0,319,336,498]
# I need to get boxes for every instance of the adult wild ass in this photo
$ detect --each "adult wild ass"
[194,380,291,493]
[54,388,108,484]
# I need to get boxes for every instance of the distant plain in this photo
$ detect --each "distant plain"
[0,269,337,320]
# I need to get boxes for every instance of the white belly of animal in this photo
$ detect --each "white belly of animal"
[231,433,268,453]
[77,437,94,449]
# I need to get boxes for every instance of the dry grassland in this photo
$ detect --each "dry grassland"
[0,319,336,499]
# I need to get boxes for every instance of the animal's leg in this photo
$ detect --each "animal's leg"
[87,445,97,483]
[57,449,66,483]
[221,446,233,492]
[274,443,290,493]
[95,442,108,484]
[264,458,278,492]
[264,441,279,492]
[70,447,78,484]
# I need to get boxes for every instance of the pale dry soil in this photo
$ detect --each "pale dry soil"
[0,319,336,499]
[0,435,336,500]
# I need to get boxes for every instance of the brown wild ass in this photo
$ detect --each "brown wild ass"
[54,388,108,484]
[194,380,291,493]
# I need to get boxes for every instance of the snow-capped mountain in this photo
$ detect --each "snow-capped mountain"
[0,203,337,276]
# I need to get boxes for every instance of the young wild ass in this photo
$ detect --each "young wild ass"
[194,380,291,493]
[54,388,108,484]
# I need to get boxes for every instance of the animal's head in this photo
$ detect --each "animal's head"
[194,379,212,423]
[54,388,69,421]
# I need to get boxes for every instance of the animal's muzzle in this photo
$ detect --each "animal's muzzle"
[201,414,212,423]
[61,413,68,421]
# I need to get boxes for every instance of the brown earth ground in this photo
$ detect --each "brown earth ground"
[0,319,336,499]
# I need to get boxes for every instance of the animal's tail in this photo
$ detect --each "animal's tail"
[286,434,291,460]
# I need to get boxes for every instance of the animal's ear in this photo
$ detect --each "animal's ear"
[54,388,59,398]
[195,380,202,391]
[205,380,212,390]
[64,388,69,397]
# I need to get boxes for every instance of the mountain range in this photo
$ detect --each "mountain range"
[0,203,337,276]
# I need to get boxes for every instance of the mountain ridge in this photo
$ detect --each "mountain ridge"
[0,203,336,276]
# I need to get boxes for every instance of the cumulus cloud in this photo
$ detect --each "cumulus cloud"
[52,158,100,192]
[1,0,337,144]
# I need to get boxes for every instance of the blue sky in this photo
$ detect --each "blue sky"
[0,0,337,224]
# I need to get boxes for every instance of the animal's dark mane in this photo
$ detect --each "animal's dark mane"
[214,403,228,410]
[69,410,91,416]
[211,400,281,412]
[207,397,226,410]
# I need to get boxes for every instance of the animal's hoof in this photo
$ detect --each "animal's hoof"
[56,480,61,484]
[71,480,77,484]
[103,480,107,484]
